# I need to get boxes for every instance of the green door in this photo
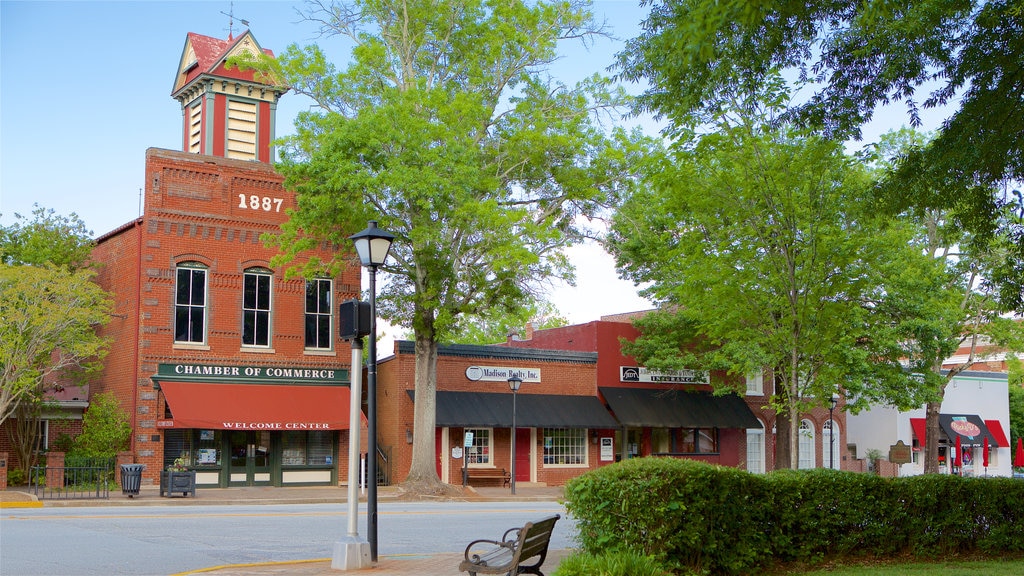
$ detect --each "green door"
[228,431,272,486]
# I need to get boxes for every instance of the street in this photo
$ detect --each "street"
[0,501,572,576]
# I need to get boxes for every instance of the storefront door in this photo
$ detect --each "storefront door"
[228,431,272,486]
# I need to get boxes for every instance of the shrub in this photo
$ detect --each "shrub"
[553,550,671,576]
[7,468,26,486]
[565,458,1024,575]
[71,392,130,459]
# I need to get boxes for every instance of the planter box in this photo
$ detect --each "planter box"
[160,470,196,497]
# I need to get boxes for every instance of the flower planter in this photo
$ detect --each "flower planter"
[160,470,196,497]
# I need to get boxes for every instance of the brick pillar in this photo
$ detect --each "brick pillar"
[45,451,65,490]
[0,452,8,490]
[116,451,134,468]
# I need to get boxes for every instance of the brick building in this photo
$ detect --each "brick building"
[87,30,364,488]
[376,314,847,488]
[502,317,848,476]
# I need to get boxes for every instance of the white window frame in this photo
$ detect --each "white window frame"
[745,371,764,396]
[746,423,765,474]
[541,428,589,468]
[174,263,208,345]
[304,278,334,350]
[465,427,493,467]
[798,419,816,469]
[242,268,273,348]
[823,419,841,470]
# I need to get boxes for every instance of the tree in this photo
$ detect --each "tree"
[71,392,131,459]
[607,111,938,469]
[868,129,1024,473]
[450,299,568,345]
[245,0,652,491]
[1008,356,1023,461]
[1,204,95,270]
[617,0,1024,304]
[0,207,111,474]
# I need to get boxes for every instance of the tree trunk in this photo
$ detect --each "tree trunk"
[406,333,441,485]
[923,398,943,474]
[772,371,792,470]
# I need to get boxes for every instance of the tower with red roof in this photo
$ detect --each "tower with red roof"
[171,30,286,163]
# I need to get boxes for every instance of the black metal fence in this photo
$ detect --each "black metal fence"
[30,457,114,500]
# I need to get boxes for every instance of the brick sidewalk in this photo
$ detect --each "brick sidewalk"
[185,549,573,576]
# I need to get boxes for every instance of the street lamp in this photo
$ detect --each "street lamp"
[507,375,522,495]
[828,394,839,470]
[349,220,394,563]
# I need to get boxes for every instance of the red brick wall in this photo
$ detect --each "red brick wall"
[90,148,362,483]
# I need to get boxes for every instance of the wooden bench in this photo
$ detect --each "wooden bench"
[459,514,560,576]
[467,467,510,487]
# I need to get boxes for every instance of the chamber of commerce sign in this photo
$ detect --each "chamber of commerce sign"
[620,366,709,384]
[157,363,347,382]
[465,366,541,382]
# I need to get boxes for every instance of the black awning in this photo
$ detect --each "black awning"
[599,387,762,429]
[939,414,1000,447]
[407,390,619,428]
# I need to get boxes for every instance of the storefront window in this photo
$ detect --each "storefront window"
[195,429,221,467]
[543,428,587,465]
[679,428,719,454]
[164,429,192,468]
[282,430,334,466]
[465,428,491,465]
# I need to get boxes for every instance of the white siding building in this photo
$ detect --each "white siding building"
[846,371,1012,477]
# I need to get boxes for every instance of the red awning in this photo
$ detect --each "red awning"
[910,418,926,447]
[985,419,1009,448]
[158,381,354,430]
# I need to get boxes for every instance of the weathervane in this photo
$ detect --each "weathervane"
[220,1,250,40]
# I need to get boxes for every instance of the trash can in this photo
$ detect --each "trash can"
[120,463,145,498]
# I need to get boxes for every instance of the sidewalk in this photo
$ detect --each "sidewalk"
[1,484,573,575]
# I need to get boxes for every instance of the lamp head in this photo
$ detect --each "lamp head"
[829,393,839,410]
[507,375,522,392]
[349,220,395,267]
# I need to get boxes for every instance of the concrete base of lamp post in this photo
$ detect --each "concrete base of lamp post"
[332,537,371,570]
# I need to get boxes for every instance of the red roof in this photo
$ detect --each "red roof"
[173,31,276,97]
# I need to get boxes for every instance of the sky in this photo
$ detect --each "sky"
[1,1,951,328]
[0,0,656,325]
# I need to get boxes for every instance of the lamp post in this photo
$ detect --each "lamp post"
[507,375,522,495]
[349,220,394,563]
[828,394,839,470]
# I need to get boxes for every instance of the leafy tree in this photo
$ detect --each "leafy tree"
[607,109,939,469]
[1008,356,1023,464]
[450,299,568,345]
[618,0,1024,305]
[244,0,652,490]
[868,129,1024,473]
[0,207,111,473]
[1,204,94,270]
[71,392,131,459]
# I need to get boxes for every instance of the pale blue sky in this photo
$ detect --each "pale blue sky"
[1,0,655,323]
[0,0,947,323]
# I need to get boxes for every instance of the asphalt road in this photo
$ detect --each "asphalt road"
[0,501,572,576]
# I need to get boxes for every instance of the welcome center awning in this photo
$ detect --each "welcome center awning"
[158,381,353,430]
[409,390,619,428]
[599,387,762,429]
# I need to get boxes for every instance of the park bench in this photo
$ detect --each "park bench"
[458,514,560,576]
[467,467,511,487]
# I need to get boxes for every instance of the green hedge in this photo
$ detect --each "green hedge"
[564,458,1024,575]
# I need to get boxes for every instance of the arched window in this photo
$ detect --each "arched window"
[823,419,841,470]
[798,420,816,469]
[305,278,333,350]
[746,421,766,474]
[242,267,273,347]
[175,262,207,344]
